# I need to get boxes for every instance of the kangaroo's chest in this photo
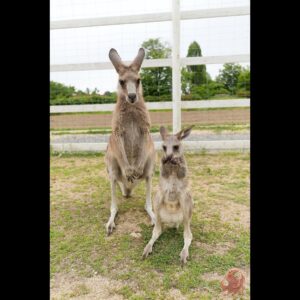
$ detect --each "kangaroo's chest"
[161,175,183,201]
[121,109,149,164]
[122,121,141,163]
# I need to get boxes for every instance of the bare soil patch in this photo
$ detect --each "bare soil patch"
[51,273,124,300]
[213,199,250,230]
[114,209,151,235]
[50,109,250,129]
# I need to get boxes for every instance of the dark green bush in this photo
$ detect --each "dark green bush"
[50,95,115,105]
[190,82,230,100]
[144,95,171,102]
[236,89,250,98]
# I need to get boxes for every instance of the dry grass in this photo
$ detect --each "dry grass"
[50,151,250,299]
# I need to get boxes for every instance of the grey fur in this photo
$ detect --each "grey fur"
[143,126,194,265]
[105,48,156,235]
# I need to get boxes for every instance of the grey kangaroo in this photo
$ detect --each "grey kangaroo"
[105,48,156,235]
[142,126,194,265]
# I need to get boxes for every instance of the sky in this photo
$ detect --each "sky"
[50,0,250,93]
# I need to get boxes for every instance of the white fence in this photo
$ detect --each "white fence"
[50,6,250,30]
[50,0,250,152]
[51,140,250,153]
[50,99,250,113]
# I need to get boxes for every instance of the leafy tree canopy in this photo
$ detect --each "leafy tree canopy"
[216,63,243,94]
[140,38,172,96]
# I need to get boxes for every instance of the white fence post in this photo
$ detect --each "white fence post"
[172,0,181,133]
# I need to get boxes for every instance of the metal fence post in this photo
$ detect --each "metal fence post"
[172,0,181,133]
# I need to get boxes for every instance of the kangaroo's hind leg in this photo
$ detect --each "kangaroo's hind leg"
[180,193,193,265]
[180,219,192,265]
[105,159,121,235]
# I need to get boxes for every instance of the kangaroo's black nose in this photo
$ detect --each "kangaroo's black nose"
[128,93,136,102]
[166,154,173,161]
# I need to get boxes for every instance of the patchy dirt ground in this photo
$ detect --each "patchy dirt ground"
[50,108,250,129]
[50,152,250,299]
[51,273,124,300]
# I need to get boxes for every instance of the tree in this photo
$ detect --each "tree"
[186,41,207,85]
[182,41,212,94]
[91,88,100,95]
[216,63,242,94]
[50,81,76,100]
[140,38,172,96]
[181,67,194,95]
[237,66,250,91]
[75,89,86,96]
[104,91,113,96]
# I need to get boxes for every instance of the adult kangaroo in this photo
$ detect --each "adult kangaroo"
[105,48,156,235]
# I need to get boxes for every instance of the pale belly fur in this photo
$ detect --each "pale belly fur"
[123,120,142,166]
[158,174,185,227]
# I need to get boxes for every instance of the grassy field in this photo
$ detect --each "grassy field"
[50,151,250,299]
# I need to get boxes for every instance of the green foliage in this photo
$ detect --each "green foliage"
[237,66,250,97]
[236,89,250,98]
[50,94,115,105]
[50,81,114,105]
[216,63,243,94]
[103,90,113,96]
[237,67,250,90]
[140,38,172,96]
[50,81,76,100]
[181,67,194,95]
[186,41,208,86]
[191,82,230,99]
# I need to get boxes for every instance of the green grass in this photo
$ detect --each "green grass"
[51,123,250,136]
[50,152,250,299]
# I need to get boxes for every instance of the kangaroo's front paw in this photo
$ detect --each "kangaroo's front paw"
[134,166,144,179]
[180,249,189,266]
[105,220,116,236]
[150,215,156,226]
[125,166,136,182]
[142,243,153,259]
[145,206,156,226]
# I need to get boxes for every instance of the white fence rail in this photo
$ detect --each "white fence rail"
[50,54,250,72]
[51,140,250,153]
[50,99,250,113]
[50,1,250,150]
[50,6,250,30]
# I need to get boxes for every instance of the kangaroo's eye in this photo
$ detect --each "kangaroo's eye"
[119,80,125,86]
[162,145,167,152]
[137,79,140,85]
[173,145,179,151]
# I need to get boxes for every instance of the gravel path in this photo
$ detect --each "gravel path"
[51,132,250,144]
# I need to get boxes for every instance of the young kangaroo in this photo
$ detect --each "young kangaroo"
[105,48,156,235]
[142,126,194,265]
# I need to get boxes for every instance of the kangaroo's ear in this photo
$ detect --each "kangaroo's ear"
[131,48,145,71]
[159,126,168,141]
[109,48,123,73]
[176,125,194,140]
